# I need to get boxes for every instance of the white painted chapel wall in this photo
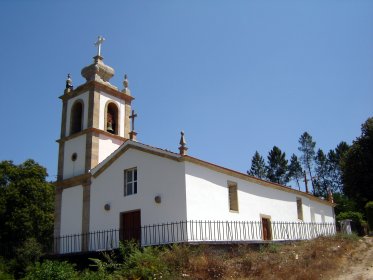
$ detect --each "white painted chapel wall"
[307,199,335,223]
[60,185,83,236]
[98,136,123,164]
[184,161,334,223]
[62,134,86,179]
[90,149,187,232]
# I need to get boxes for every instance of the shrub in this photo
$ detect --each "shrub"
[0,257,14,280]
[119,246,169,280]
[365,201,373,232]
[23,260,78,280]
[161,244,192,273]
[337,211,366,235]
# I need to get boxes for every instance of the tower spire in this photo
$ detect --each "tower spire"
[81,36,116,89]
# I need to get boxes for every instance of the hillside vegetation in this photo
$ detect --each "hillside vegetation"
[1,234,364,280]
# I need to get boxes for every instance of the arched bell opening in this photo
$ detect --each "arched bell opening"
[70,100,84,135]
[105,102,119,135]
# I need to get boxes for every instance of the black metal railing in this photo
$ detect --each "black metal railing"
[53,220,336,254]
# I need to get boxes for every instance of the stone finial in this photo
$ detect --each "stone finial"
[122,74,131,95]
[124,74,129,89]
[65,73,73,93]
[179,131,188,156]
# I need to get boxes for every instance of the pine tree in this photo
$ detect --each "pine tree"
[247,151,266,179]
[342,117,373,211]
[287,154,303,190]
[298,132,316,192]
[266,146,289,185]
[314,149,331,197]
[327,141,349,193]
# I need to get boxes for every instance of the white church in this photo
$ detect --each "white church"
[54,38,336,253]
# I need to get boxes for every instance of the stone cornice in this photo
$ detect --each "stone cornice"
[54,173,91,189]
[57,127,127,143]
[59,81,134,103]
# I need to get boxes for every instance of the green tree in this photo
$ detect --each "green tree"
[298,132,316,193]
[333,193,357,216]
[247,151,266,179]
[365,201,373,232]
[342,117,373,212]
[313,149,331,197]
[266,146,288,185]
[327,141,349,193]
[0,160,54,260]
[287,154,303,190]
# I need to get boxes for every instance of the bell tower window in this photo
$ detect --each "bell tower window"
[70,100,84,135]
[106,102,119,135]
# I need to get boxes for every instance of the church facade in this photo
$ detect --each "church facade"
[54,41,336,253]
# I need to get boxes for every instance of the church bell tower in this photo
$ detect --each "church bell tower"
[57,37,134,181]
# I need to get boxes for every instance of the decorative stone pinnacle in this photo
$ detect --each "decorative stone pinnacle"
[122,74,131,95]
[179,131,188,156]
[94,36,105,57]
[65,73,73,92]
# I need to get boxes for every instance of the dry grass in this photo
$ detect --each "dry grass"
[161,235,359,280]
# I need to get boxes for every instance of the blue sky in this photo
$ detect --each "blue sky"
[0,1,372,190]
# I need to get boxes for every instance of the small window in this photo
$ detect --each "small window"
[228,182,238,212]
[296,197,303,220]
[124,168,137,196]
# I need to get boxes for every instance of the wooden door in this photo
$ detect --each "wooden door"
[120,210,141,243]
[262,218,272,241]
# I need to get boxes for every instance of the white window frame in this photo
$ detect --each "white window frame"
[124,168,137,196]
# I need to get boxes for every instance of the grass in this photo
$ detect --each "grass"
[159,234,359,279]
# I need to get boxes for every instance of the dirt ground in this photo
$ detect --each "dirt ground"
[333,236,373,280]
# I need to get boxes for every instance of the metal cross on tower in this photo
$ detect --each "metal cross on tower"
[129,110,138,141]
[94,36,105,56]
[129,110,137,132]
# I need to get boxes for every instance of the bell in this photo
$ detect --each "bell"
[107,122,114,133]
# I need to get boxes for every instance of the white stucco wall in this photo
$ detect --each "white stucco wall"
[90,149,187,232]
[60,185,83,236]
[98,135,123,164]
[184,161,335,223]
[63,134,86,179]
[307,199,335,223]
[65,92,89,136]
[99,92,126,137]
